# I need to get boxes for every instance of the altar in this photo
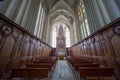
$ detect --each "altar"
[57,51,66,60]
[56,26,67,60]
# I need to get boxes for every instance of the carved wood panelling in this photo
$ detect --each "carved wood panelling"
[0,14,52,76]
[69,17,120,79]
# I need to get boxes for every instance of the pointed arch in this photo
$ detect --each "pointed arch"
[49,0,74,15]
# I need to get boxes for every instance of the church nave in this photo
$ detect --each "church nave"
[0,0,120,80]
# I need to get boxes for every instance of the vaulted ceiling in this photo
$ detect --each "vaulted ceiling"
[46,0,77,36]
[45,0,77,11]
[45,0,78,46]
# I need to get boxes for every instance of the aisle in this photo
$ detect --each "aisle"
[50,60,77,80]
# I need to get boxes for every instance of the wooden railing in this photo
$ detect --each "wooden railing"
[0,13,52,77]
[69,18,120,80]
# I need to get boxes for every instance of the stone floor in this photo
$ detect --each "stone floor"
[49,60,77,80]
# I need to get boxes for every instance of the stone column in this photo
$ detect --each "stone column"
[34,2,42,36]
[40,11,45,39]
[83,0,97,33]
[15,0,27,24]
[90,0,102,31]
[30,0,40,33]
[103,0,120,20]
[12,0,23,21]
[0,0,12,14]
[5,0,19,19]
[92,0,104,27]
[114,0,120,10]
[37,7,43,37]
[42,12,48,42]
[20,0,32,27]
[75,1,82,42]
[25,1,35,30]
[83,0,111,33]
[81,1,89,38]
[97,0,111,24]
[23,0,40,34]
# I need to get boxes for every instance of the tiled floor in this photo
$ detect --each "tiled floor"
[49,60,77,80]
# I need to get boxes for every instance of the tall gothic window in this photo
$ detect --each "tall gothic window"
[78,0,90,39]
[34,2,46,38]
[52,22,70,48]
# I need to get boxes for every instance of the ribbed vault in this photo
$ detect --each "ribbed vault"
[46,0,77,46]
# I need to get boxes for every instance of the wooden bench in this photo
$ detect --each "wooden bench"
[78,67,115,80]
[68,59,85,62]
[33,59,56,65]
[26,63,52,71]
[34,57,57,63]
[68,59,91,63]
[33,61,54,66]
[70,61,93,65]
[10,68,49,79]
[69,60,92,62]
[73,64,100,71]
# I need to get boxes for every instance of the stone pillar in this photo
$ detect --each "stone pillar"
[0,0,12,14]
[12,0,23,21]
[5,0,19,19]
[30,0,40,33]
[34,2,42,36]
[74,1,82,42]
[83,0,98,33]
[81,0,90,38]
[114,0,120,10]
[103,0,120,20]
[20,0,32,27]
[15,0,27,24]
[97,0,111,24]
[23,0,40,34]
[42,10,48,42]
[37,7,43,37]
[92,0,104,27]
[83,0,117,33]
[39,10,45,39]
[89,0,102,31]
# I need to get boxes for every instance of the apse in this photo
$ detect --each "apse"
[52,22,70,48]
